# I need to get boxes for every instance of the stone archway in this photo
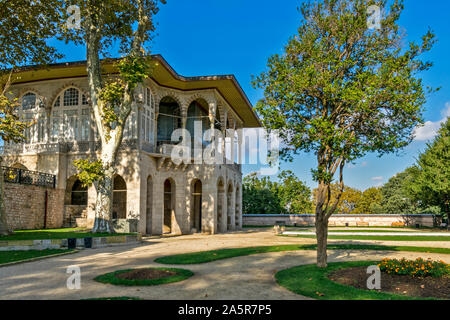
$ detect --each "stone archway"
[190,179,202,233]
[11,163,28,170]
[112,175,127,220]
[146,176,153,235]
[163,178,175,234]
[64,175,88,227]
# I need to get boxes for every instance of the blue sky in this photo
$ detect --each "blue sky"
[53,0,450,191]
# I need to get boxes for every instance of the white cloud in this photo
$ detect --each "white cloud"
[414,103,450,141]
[371,176,384,181]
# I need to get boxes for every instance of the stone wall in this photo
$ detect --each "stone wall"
[243,214,436,228]
[4,183,64,230]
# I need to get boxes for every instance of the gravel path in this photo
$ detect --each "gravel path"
[0,230,448,300]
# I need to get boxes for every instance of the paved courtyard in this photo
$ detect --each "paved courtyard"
[0,229,449,300]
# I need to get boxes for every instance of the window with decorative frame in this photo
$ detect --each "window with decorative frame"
[51,88,92,142]
[141,87,155,145]
[18,92,46,143]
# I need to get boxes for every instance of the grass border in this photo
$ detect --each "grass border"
[284,234,450,242]
[0,249,77,267]
[275,261,439,300]
[154,244,450,265]
[94,267,194,286]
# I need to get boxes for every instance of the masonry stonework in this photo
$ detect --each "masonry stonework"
[4,183,64,230]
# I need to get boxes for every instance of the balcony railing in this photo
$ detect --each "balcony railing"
[2,166,56,188]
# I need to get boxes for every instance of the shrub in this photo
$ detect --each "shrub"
[378,258,449,278]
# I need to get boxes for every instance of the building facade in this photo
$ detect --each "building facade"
[1,55,261,235]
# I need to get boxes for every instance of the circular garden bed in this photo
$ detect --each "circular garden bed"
[329,266,449,299]
[94,267,194,286]
[275,259,449,300]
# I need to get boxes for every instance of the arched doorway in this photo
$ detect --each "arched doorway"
[191,179,202,233]
[227,183,233,231]
[146,176,153,235]
[112,175,127,220]
[64,176,88,227]
[163,178,175,234]
[71,179,88,205]
[217,179,225,233]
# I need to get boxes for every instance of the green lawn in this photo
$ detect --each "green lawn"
[0,249,75,265]
[275,261,436,300]
[0,228,137,241]
[155,244,450,265]
[287,235,450,241]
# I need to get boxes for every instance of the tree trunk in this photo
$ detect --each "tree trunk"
[92,151,116,234]
[315,215,329,268]
[315,182,329,268]
[0,165,10,236]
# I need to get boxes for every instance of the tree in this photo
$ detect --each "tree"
[409,119,449,219]
[277,170,313,214]
[243,173,283,215]
[64,0,165,233]
[243,171,312,215]
[359,187,383,214]
[313,183,363,214]
[252,0,435,267]
[0,0,63,235]
[379,166,420,214]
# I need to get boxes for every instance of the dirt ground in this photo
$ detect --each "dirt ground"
[0,229,449,300]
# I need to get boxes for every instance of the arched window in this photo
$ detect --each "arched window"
[19,92,46,143]
[140,87,155,144]
[51,88,91,142]
[186,100,210,146]
[71,179,88,206]
[158,97,181,145]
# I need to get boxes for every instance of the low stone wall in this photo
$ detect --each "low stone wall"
[4,183,64,230]
[243,214,436,228]
[0,234,142,251]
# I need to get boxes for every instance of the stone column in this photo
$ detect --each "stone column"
[229,185,236,231]
[202,178,216,234]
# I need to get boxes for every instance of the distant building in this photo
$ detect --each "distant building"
[2,55,261,235]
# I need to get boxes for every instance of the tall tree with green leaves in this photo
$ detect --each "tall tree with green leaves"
[64,0,165,233]
[0,0,64,235]
[378,166,420,214]
[252,0,436,267]
[410,119,449,219]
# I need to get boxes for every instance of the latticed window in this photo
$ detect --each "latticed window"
[82,94,89,105]
[63,88,79,106]
[18,92,46,143]
[141,87,155,144]
[51,88,92,142]
[22,93,37,111]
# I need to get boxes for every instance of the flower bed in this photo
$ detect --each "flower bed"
[378,258,449,278]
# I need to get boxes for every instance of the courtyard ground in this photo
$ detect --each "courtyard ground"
[0,229,449,300]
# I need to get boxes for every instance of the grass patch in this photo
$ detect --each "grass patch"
[275,261,436,300]
[289,235,450,241]
[0,228,137,241]
[155,244,450,265]
[0,249,75,265]
[94,267,193,286]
